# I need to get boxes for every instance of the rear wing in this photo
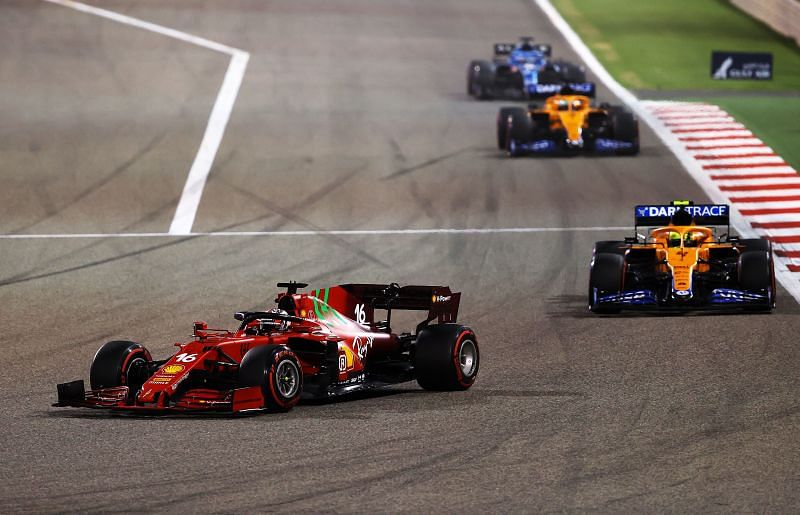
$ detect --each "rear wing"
[494,43,514,55]
[529,82,596,98]
[634,204,730,227]
[307,284,460,327]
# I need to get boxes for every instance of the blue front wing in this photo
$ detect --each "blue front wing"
[594,288,770,309]
[509,138,636,155]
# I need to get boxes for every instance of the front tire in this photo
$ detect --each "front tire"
[415,324,479,391]
[239,345,303,412]
[89,340,152,398]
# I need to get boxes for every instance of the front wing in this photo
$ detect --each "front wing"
[54,380,266,413]
[508,138,636,156]
[592,287,771,311]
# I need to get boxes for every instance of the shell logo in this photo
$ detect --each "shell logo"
[162,364,185,375]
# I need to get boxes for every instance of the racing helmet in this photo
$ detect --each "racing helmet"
[260,308,290,332]
[668,231,682,248]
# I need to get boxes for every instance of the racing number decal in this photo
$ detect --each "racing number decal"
[354,303,366,324]
[174,353,198,363]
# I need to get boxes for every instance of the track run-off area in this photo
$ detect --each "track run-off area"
[0,0,798,511]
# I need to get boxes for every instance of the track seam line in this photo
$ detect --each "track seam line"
[0,227,635,239]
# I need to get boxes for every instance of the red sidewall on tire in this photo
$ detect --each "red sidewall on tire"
[264,350,302,411]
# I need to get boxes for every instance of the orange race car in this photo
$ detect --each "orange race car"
[589,201,776,313]
[497,90,639,156]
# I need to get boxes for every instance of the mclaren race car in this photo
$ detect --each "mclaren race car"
[589,202,776,313]
[497,92,639,156]
[467,36,593,100]
[55,282,479,414]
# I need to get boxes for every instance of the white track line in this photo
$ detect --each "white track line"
[0,226,634,239]
[43,0,250,236]
[535,0,800,304]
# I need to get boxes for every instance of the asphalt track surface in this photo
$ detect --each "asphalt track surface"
[1,0,798,512]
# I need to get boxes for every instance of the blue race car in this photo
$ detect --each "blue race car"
[467,37,593,100]
[589,201,776,313]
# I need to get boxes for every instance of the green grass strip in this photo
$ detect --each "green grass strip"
[551,0,800,92]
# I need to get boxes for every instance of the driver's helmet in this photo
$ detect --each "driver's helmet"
[557,99,569,111]
[668,231,682,248]
[572,99,583,110]
[684,230,704,247]
[261,308,289,332]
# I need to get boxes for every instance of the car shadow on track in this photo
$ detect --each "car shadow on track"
[38,389,428,421]
[545,294,787,318]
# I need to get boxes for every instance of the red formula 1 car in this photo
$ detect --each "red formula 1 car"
[55,282,479,414]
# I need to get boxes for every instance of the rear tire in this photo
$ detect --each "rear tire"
[240,345,303,412]
[90,340,152,398]
[738,248,776,310]
[415,324,479,391]
[589,253,624,313]
[467,60,493,100]
[505,108,533,156]
[497,107,519,150]
[738,238,771,252]
[610,109,639,155]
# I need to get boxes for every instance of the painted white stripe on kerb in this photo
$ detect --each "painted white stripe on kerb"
[691,147,775,157]
[0,226,635,239]
[43,0,250,236]
[535,0,800,304]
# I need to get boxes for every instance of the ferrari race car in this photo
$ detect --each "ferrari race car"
[55,282,479,414]
[497,92,639,156]
[467,36,593,99]
[589,202,776,313]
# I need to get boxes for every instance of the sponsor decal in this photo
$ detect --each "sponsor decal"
[594,138,634,152]
[338,344,355,371]
[635,204,728,219]
[162,364,185,375]
[711,51,772,80]
[341,373,365,385]
[149,376,172,384]
[354,303,366,324]
[512,139,557,154]
[353,336,374,360]
[432,295,451,303]
[174,353,197,363]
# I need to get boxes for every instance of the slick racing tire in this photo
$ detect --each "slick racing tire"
[593,240,625,256]
[561,63,586,83]
[467,60,493,100]
[738,238,771,253]
[415,324,479,391]
[240,345,303,412]
[497,107,523,149]
[90,340,153,398]
[738,250,776,311]
[609,108,639,155]
[589,253,625,313]
[505,108,533,156]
